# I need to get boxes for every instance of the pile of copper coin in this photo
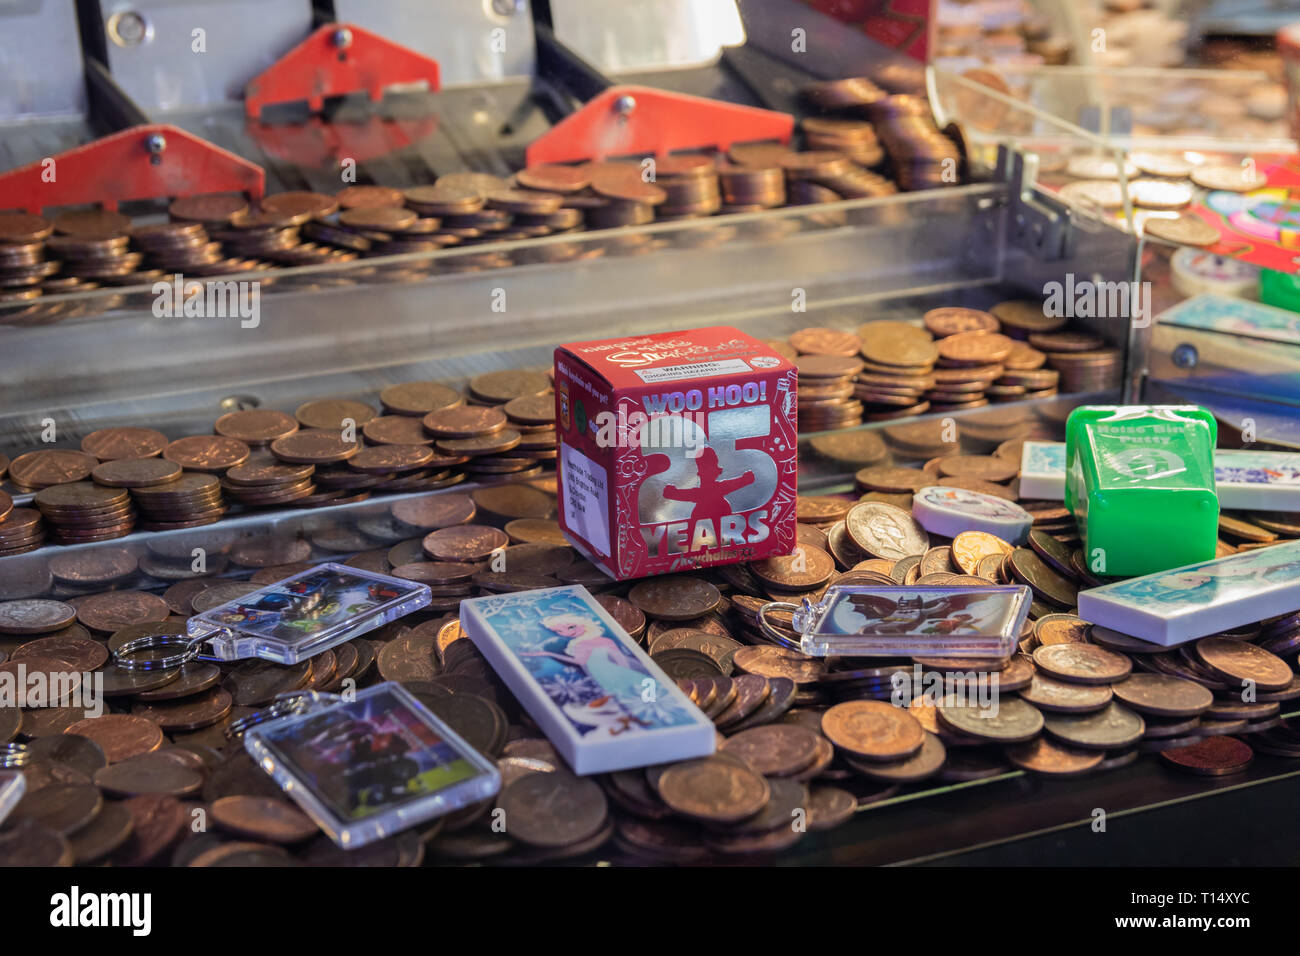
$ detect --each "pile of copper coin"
[0,78,973,315]
[0,298,1122,554]
[868,95,965,190]
[769,300,1114,434]
[801,116,884,167]
[717,162,786,207]
[801,78,964,192]
[0,370,556,554]
[1,440,1297,865]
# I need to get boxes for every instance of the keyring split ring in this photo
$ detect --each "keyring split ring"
[0,743,29,768]
[756,601,803,652]
[224,690,340,741]
[113,633,206,671]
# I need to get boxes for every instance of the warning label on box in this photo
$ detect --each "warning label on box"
[560,441,610,556]
[632,359,752,384]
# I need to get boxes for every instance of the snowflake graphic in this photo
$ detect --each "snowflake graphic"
[539,670,604,707]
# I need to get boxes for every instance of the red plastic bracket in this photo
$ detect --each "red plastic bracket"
[525,85,795,166]
[0,124,265,215]
[245,23,442,119]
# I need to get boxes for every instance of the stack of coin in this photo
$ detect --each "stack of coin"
[466,370,550,408]
[717,163,786,209]
[239,193,354,267]
[212,211,304,262]
[358,439,464,496]
[806,164,896,199]
[801,116,884,167]
[921,306,1000,340]
[807,429,889,470]
[131,221,214,278]
[131,473,226,530]
[881,417,959,461]
[868,95,964,190]
[263,427,364,507]
[571,164,661,229]
[442,206,513,243]
[6,448,98,493]
[992,337,1059,401]
[0,507,45,554]
[652,156,721,218]
[779,150,891,203]
[300,463,381,503]
[47,232,140,284]
[0,213,57,301]
[221,457,318,508]
[169,194,249,228]
[852,465,932,499]
[502,392,559,464]
[142,198,253,276]
[334,205,423,248]
[927,330,1018,411]
[423,405,531,480]
[584,196,656,229]
[796,355,862,432]
[787,327,864,431]
[989,299,1069,340]
[507,206,582,241]
[854,321,937,420]
[33,482,135,544]
[405,181,486,220]
[1028,331,1122,392]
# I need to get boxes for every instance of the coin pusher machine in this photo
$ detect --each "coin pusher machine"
[2,0,1289,865]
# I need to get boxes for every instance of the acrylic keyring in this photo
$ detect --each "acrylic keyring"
[756,602,806,651]
[768,583,1031,658]
[0,771,26,827]
[113,632,211,670]
[0,742,29,769]
[224,690,339,742]
[186,562,431,665]
[241,682,501,849]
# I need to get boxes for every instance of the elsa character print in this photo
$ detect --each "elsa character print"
[1116,549,1300,606]
[521,613,656,714]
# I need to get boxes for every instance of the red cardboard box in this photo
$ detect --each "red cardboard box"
[554,326,799,579]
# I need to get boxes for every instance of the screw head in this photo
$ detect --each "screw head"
[108,10,151,47]
[333,27,353,49]
[220,395,262,412]
[145,133,166,155]
[1172,344,1199,369]
[613,95,637,116]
